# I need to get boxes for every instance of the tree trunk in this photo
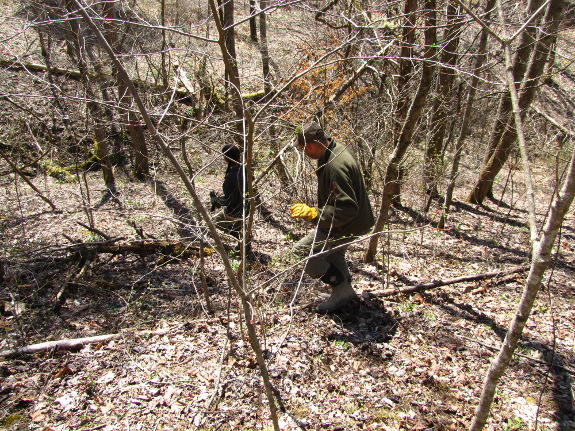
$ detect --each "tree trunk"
[74,4,279,429]
[470,1,568,428]
[467,0,562,206]
[65,0,116,195]
[466,0,547,204]
[438,0,495,228]
[423,2,463,197]
[470,106,575,431]
[161,0,169,89]
[213,0,244,144]
[259,0,271,95]
[365,0,437,262]
[249,0,258,42]
[388,0,418,206]
[127,113,150,180]
[392,0,418,141]
[102,1,149,179]
[37,31,70,130]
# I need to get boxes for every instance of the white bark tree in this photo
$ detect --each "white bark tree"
[457,0,573,428]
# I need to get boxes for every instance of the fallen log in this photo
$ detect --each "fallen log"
[0,328,171,358]
[94,239,212,258]
[49,238,214,260]
[364,265,530,297]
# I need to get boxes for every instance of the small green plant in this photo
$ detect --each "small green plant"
[343,401,359,414]
[373,407,399,421]
[495,388,510,404]
[334,339,349,349]
[184,107,199,117]
[2,413,23,427]
[503,416,528,431]
[82,229,105,242]
[398,301,417,313]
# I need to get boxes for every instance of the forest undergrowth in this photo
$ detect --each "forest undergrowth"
[0,0,574,430]
[0,160,574,430]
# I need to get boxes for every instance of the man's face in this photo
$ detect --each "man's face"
[299,140,325,159]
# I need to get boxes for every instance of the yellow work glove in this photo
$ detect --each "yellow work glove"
[289,203,318,221]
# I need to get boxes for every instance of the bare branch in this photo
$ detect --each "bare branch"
[365,265,529,297]
[0,328,172,358]
[0,148,58,211]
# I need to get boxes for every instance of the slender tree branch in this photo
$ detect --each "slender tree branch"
[366,265,529,297]
[0,148,58,211]
[497,0,538,244]
[510,0,550,42]
[453,0,503,43]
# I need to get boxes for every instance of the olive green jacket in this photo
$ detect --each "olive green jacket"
[313,139,374,237]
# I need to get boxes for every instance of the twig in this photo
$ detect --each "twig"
[531,105,574,137]
[253,141,293,186]
[78,425,106,431]
[199,240,213,314]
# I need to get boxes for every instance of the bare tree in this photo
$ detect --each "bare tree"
[71,2,279,430]
[211,0,245,143]
[365,0,438,262]
[466,0,551,204]
[3,0,574,428]
[423,1,463,200]
[101,0,149,180]
[455,0,572,427]
[392,0,418,142]
[64,0,116,198]
[161,0,169,89]
[249,0,258,42]
[259,0,271,95]
[471,116,574,429]
[438,0,496,228]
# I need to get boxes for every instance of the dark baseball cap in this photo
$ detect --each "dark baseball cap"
[296,122,328,147]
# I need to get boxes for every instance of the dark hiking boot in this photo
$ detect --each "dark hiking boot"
[317,280,356,313]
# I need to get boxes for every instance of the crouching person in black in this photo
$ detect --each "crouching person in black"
[209,144,251,254]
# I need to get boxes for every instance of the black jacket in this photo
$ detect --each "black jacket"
[213,164,245,218]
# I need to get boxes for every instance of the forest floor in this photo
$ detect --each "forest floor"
[0,159,574,431]
[1,1,575,430]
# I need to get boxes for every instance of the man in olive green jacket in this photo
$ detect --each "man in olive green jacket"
[290,122,374,313]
